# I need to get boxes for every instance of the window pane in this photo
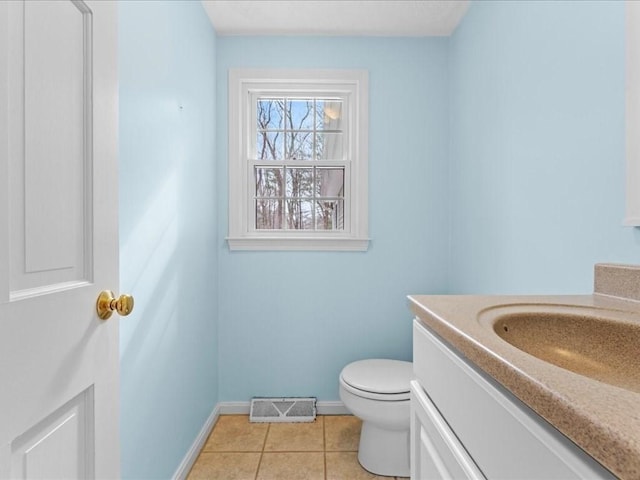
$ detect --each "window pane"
[316,168,344,197]
[316,132,344,160]
[286,199,314,230]
[256,132,283,160]
[286,168,313,197]
[255,167,283,197]
[257,99,284,130]
[316,100,343,130]
[255,199,283,229]
[285,131,313,160]
[286,99,314,130]
[315,200,344,230]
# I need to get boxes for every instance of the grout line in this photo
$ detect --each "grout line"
[322,415,327,480]
[254,421,270,480]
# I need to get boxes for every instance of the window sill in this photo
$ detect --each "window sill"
[226,236,370,251]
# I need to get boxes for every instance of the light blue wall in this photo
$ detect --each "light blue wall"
[118,2,217,478]
[216,38,449,401]
[115,1,638,476]
[448,0,639,294]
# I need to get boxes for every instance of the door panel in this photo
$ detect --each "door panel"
[9,0,92,294]
[0,1,119,479]
[23,0,89,276]
[10,389,93,480]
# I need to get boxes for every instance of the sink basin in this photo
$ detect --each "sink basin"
[480,305,640,393]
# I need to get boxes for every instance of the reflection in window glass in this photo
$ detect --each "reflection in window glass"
[316,168,344,197]
[316,100,343,130]
[315,200,344,230]
[316,132,343,161]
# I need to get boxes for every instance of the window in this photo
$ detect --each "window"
[227,69,369,251]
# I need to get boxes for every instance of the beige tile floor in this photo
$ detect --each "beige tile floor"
[187,415,410,480]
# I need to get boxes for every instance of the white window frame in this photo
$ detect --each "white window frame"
[227,69,369,251]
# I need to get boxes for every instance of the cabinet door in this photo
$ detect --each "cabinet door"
[410,381,485,480]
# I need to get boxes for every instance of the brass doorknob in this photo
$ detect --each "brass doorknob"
[96,290,134,320]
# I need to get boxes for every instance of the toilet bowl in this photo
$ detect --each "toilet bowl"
[339,359,412,477]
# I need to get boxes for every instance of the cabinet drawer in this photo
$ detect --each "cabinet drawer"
[411,380,484,480]
[413,319,614,480]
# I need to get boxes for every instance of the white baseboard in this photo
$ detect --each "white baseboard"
[218,400,348,415]
[173,399,349,478]
[317,401,349,415]
[218,401,251,414]
[172,405,220,480]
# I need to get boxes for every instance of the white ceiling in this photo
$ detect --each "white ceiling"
[202,1,470,37]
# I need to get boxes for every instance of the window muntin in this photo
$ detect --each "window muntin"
[255,98,344,161]
[253,95,346,231]
[254,166,345,230]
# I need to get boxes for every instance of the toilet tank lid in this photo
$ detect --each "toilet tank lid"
[341,359,413,394]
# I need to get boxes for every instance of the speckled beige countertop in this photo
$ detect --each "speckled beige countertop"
[409,268,640,479]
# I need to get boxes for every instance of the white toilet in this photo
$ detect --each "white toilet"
[339,359,413,477]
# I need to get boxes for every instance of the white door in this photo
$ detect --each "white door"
[0,1,122,478]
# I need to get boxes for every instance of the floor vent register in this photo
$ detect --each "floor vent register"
[249,397,317,423]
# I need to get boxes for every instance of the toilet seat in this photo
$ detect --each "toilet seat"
[340,359,412,401]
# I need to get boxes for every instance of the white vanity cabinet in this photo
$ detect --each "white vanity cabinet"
[411,319,616,480]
